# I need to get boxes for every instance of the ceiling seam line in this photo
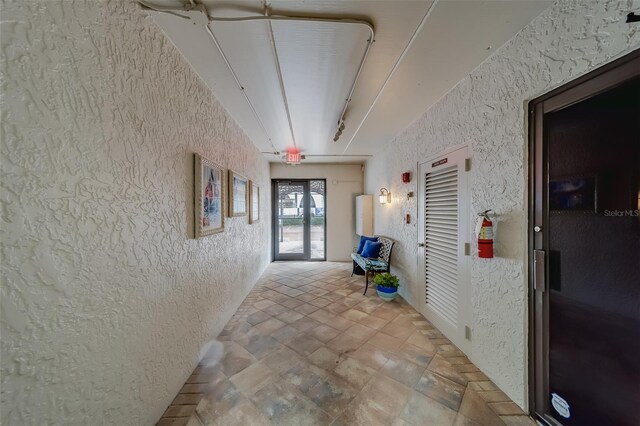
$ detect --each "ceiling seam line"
[265,16,297,150]
[341,0,440,155]
[203,24,279,155]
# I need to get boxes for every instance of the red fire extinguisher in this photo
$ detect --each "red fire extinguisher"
[477,210,494,259]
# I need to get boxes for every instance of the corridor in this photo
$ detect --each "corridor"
[2,0,639,423]
[158,263,533,426]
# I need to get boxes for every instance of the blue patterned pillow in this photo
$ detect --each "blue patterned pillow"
[362,240,382,259]
[357,236,378,254]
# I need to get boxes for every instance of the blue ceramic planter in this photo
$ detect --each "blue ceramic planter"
[376,285,398,301]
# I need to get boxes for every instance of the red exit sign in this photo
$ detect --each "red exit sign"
[287,152,301,164]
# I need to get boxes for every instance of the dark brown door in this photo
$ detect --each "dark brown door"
[530,50,640,426]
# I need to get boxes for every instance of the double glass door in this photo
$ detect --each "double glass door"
[273,180,326,261]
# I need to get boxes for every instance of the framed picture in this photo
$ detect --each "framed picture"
[249,181,260,224]
[549,176,597,212]
[228,170,248,217]
[195,154,224,237]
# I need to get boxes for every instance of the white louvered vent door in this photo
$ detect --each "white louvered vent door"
[418,146,470,354]
[424,166,459,324]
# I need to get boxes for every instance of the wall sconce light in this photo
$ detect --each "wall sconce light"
[379,188,391,204]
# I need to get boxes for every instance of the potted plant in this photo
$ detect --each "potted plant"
[374,272,399,301]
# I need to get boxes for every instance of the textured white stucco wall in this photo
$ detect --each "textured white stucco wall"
[0,1,271,424]
[364,0,639,409]
[270,163,363,261]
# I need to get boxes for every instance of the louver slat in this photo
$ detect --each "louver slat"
[425,186,457,196]
[426,234,457,249]
[425,193,457,200]
[425,285,458,316]
[426,263,458,285]
[427,295,457,323]
[426,169,457,183]
[426,259,457,277]
[425,165,458,325]
[425,218,457,227]
[425,225,457,237]
[426,255,457,274]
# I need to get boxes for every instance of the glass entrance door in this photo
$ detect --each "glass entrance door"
[273,180,326,261]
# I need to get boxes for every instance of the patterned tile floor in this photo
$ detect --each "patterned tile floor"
[157,262,535,426]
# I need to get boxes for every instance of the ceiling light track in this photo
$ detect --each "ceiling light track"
[138,0,374,150]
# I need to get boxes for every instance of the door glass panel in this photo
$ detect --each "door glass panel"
[273,180,327,261]
[275,182,306,258]
[545,78,640,425]
[310,180,326,260]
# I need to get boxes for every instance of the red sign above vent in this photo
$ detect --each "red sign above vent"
[432,158,448,167]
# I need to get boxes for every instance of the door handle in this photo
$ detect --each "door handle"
[418,243,425,247]
[534,250,545,292]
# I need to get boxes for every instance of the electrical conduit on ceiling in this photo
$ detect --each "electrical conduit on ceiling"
[137,0,374,156]
[201,24,280,155]
[341,0,439,155]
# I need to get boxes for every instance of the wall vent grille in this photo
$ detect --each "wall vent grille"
[424,166,458,325]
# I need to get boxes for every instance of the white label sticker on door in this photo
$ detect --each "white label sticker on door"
[551,393,571,419]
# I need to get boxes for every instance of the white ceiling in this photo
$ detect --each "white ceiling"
[145,0,552,163]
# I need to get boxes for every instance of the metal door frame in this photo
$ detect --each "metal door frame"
[527,49,640,424]
[417,144,471,355]
[272,179,327,261]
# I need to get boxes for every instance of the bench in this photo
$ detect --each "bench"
[350,236,395,295]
